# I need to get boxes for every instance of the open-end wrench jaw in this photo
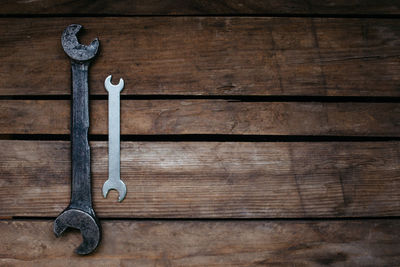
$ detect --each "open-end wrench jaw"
[104,75,124,92]
[54,208,101,255]
[61,24,99,62]
[102,179,127,202]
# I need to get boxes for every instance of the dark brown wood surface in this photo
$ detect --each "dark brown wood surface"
[1,18,400,96]
[1,0,400,15]
[1,1,400,264]
[1,219,399,266]
[1,100,399,136]
[1,140,398,218]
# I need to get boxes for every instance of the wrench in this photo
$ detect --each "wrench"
[102,75,127,202]
[54,24,101,255]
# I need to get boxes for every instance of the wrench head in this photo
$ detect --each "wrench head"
[102,179,127,202]
[61,24,99,62]
[54,208,101,255]
[104,75,124,92]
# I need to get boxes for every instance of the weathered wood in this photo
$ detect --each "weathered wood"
[1,18,400,96]
[1,100,399,136]
[1,0,399,15]
[1,140,399,218]
[1,219,399,266]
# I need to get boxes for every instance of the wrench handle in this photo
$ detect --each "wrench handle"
[69,61,92,212]
[108,89,121,180]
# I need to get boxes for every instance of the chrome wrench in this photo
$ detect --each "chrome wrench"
[102,75,126,202]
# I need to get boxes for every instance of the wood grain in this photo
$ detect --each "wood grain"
[1,0,399,15]
[1,18,400,96]
[1,140,399,218]
[1,100,399,136]
[1,219,399,266]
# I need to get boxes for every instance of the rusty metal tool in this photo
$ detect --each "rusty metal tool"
[102,75,126,202]
[54,24,101,255]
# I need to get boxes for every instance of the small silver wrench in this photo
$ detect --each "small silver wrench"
[102,75,126,202]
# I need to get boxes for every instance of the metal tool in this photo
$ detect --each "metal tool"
[54,24,101,255]
[102,75,126,202]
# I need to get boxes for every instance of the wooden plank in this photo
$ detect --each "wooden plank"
[1,140,399,218]
[1,100,399,136]
[1,18,400,96]
[1,0,400,15]
[1,219,399,266]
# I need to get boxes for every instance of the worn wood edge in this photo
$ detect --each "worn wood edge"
[1,17,400,96]
[1,0,399,15]
[1,140,399,218]
[0,219,399,266]
[1,100,399,136]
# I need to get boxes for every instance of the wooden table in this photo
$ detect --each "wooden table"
[1,1,399,265]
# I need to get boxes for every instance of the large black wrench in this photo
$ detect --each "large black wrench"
[54,24,101,255]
